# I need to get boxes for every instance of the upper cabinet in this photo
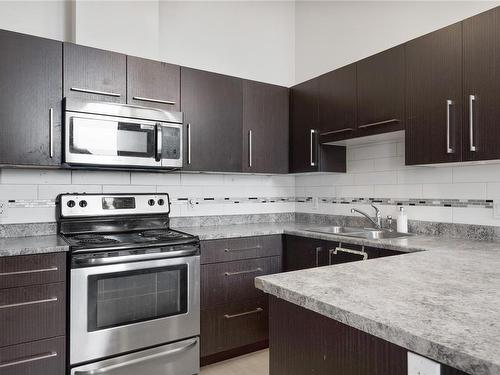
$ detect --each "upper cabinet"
[63,43,126,103]
[317,64,357,141]
[127,56,180,111]
[242,81,289,174]
[463,7,500,162]
[0,30,62,166]
[405,23,463,165]
[290,79,347,173]
[356,46,405,136]
[181,67,243,173]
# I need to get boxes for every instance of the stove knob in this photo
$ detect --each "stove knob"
[67,200,76,208]
[79,200,87,208]
[158,199,165,206]
[148,199,155,206]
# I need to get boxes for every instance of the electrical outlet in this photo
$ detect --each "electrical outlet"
[0,201,7,218]
[408,352,440,375]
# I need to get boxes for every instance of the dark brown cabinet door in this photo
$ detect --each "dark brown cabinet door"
[317,64,357,140]
[357,45,405,136]
[242,80,289,174]
[289,78,319,173]
[63,43,126,103]
[0,30,62,166]
[127,56,180,111]
[463,7,500,161]
[181,67,242,172]
[405,23,463,165]
[284,235,328,271]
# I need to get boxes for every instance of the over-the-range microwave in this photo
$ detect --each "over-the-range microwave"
[64,99,183,170]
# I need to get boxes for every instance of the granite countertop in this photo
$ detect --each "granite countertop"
[253,236,500,374]
[0,235,69,257]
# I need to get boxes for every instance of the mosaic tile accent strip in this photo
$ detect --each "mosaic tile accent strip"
[315,197,494,209]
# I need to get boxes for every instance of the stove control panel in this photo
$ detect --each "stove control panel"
[59,194,170,217]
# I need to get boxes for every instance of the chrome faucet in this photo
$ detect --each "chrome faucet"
[351,204,382,229]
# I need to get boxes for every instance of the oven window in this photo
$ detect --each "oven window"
[70,117,155,158]
[87,265,188,332]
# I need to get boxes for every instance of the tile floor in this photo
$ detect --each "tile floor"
[200,349,269,375]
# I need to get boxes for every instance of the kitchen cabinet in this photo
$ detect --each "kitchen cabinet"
[64,43,126,103]
[0,30,62,166]
[181,67,243,172]
[463,6,500,162]
[284,235,403,271]
[405,23,463,165]
[269,297,468,375]
[356,46,405,137]
[200,235,282,365]
[317,64,357,141]
[242,80,289,174]
[289,79,347,173]
[127,56,180,111]
[0,253,66,375]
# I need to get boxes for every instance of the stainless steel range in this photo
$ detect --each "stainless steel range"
[57,193,200,375]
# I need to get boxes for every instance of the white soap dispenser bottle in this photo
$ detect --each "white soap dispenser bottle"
[397,207,408,233]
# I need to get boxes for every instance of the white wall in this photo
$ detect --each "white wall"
[295,1,500,83]
[158,1,295,86]
[296,140,500,227]
[74,0,160,60]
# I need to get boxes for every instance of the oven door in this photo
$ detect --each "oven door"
[70,253,200,365]
[65,112,162,168]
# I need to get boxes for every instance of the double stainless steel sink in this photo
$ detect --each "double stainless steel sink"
[305,226,414,240]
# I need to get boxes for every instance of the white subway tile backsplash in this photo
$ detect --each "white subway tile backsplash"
[486,183,500,199]
[453,163,500,183]
[452,207,498,226]
[38,184,102,199]
[72,170,130,185]
[349,142,397,161]
[422,183,487,200]
[353,171,398,185]
[397,167,452,184]
[0,185,38,200]
[131,172,181,186]
[102,185,157,193]
[373,184,422,199]
[183,173,225,186]
[336,185,374,197]
[347,159,374,173]
[373,156,405,172]
[0,169,71,184]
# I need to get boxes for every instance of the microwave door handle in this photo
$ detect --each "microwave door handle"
[155,124,163,162]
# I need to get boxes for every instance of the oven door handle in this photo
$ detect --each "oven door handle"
[73,248,199,266]
[73,338,198,375]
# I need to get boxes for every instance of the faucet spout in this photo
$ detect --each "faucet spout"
[351,204,382,229]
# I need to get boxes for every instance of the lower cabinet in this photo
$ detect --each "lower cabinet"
[284,235,403,271]
[0,253,66,375]
[200,235,282,365]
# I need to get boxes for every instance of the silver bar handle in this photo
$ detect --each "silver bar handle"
[446,100,454,154]
[73,248,198,266]
[358,119,399,129]
[224,307,263,319]
[49,108,54,158]
[70,87,121,98]
[310,129,316,167]
[224,245,262,253]
[0,297,58,310]
[0,266,58,277]
[0,351,57,369]
[333,245,368,260]
[74,339,198,375]
[224,267,262,276]
[320,127,354,136]
[315,247,322,267]
[469,95,477,152]
[248,130,253,168]
[155,124,163,162]
[132,96,176,105]
[187,123,192,164]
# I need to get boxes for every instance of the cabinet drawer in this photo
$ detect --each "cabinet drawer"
[201,235,282,264]
[0,253,66,289]
[0,283,66,348]
[201,298,268,357]
[0,336,65,375]
[201,256,281,307]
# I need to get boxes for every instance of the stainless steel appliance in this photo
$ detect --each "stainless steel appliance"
[57,193,199,375]
[64,99,183,169]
